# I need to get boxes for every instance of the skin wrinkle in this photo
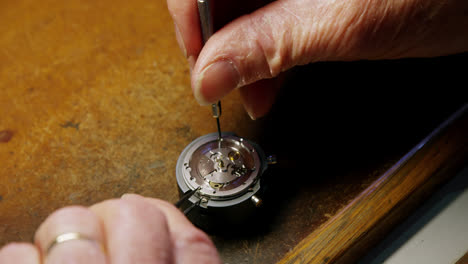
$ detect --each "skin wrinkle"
[306,0,339,61]
[200,18,264,87]
[241,19,268,83]
[244,11,274,80]
[196,26,248,86]
[190,0,468,107]
[278,1,305,67]
[378,0,421,58]
[334,0,378,59]
[349,0,408,59]
[198,0,384,88]
[404,0,454,57]
[225,0,348,81]
[289,0,354,63]
[92,199,174,264]
[393,0,438,57]
[251,13,280,78]
[272,1,318,72]
[345,0,455,60]
[279,4,303,23]
[278,0,305,64]
[330,0,378,60]
[299,3,337,62]
[370,1,393,42]
[294,0,442,61]
[320,0,392,60]
[249,3,300,79]
[276,6,301,72]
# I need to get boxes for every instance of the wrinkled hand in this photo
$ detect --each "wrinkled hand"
[167,0,468,119]
[0,194,221,264]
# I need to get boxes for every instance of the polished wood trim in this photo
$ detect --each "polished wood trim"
[279,104,468,264]
[456,250,468,264]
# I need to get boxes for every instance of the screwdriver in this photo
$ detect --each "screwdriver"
[197,0,222,140]
[174,0,220,216]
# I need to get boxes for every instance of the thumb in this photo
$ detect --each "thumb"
[191,0,363,105]
[191,0,468,105]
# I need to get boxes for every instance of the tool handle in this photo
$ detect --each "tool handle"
[198,0,222,136]
[197,0,213,44]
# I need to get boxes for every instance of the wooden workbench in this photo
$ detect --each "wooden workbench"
[1,0,467,263]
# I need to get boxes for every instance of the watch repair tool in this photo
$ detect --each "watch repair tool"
[197,0,222,140]
[174,186,201,215]
[212,102,222,140]
[175,132,272,231]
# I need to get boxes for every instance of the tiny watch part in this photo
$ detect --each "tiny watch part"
[176,132,268,231]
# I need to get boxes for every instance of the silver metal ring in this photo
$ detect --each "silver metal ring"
[46,232,102,255]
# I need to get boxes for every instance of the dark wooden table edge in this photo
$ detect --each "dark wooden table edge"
[278,104,468,264]
[456,250,468,264]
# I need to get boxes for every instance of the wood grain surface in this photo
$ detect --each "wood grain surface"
[279,105,468,263]
[1,0,467,263]
[0,0,255,245]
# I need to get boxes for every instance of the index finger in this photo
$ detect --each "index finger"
[166,0,203,60]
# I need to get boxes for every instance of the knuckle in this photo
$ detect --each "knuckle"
[248,7,304,78]
[103,199,138,218]
[182,228,212,244]
[47,205,90,218]
[108,198,166,223]
[35,205,101,249]
[36,205,92,233]
[177,228,216,251]
[248,12,283,78]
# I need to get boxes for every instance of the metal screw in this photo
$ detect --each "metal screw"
[251,195,263,207]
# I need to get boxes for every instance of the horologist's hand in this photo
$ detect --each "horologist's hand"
[167,0,468,119]
[0,194,221,264]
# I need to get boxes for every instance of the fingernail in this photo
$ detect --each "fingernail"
[195,60,240,105]
[121,193,141,199]
[174,23,187,57]
[246,108,257,120]
[242,96,257,120]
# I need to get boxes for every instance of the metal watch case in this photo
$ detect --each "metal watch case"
[176,132,268,231]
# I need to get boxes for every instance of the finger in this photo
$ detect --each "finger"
[192,0,467,105]
[166,0,202,60]
[191,0,347,105]
[121,194,221,264]
[0,243,40,264]
[239,74,284,120]
[34,206,108,264]
[89,198,173,264]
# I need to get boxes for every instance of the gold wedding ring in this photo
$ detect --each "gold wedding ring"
[46,232,104,255]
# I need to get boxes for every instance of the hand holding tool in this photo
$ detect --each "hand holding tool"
[197,0,222,140]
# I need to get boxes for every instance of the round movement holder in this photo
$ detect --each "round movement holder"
[176,132,269,231]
